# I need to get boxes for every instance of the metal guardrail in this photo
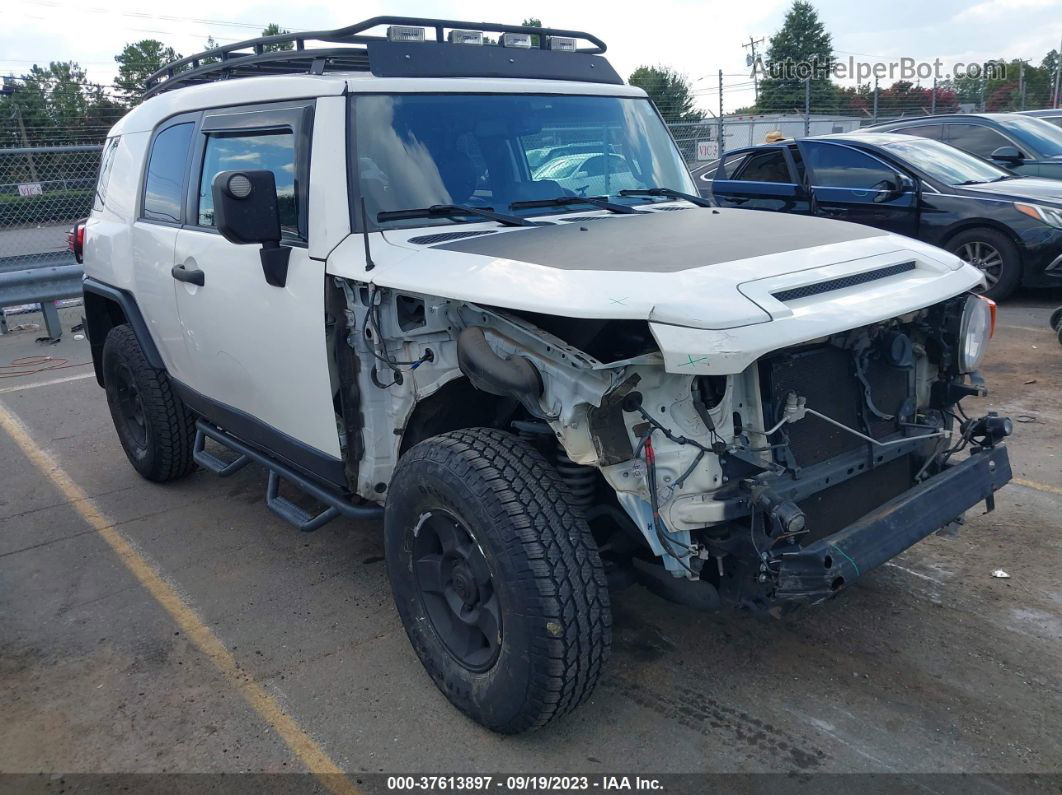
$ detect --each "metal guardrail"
[0,260,83,339]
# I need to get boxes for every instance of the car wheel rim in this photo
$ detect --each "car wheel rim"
[114,363,147,447]
[957,241,1003,288]
[412,509,502,672]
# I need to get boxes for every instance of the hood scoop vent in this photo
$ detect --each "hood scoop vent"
[773,261,916,303]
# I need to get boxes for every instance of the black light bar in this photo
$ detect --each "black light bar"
[143,16,609,98]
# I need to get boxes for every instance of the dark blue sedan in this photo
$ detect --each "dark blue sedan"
[695,132,1062,299]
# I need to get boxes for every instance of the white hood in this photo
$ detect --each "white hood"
[326,205,982,373]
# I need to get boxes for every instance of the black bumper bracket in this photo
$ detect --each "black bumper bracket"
[771,444,1011,604]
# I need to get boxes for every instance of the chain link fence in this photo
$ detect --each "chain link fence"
[0,144,102,270]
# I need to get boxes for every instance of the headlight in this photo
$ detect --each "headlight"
[958,294,994,372]
[1015,202,1062,228]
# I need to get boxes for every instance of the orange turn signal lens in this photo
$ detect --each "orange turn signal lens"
[978,294,997,338]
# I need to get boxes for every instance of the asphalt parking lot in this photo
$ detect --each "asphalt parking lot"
[1,296,1060,789]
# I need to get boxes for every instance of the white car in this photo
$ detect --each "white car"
[76,17,1013,734]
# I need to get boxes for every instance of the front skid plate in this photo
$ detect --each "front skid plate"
[770,444,1012,604]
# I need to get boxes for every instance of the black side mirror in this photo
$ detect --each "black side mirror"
[870,173,915,203]
[990,145,1023,165]
[212,170,290,287]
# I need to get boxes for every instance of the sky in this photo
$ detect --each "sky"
[4,0,1061,113]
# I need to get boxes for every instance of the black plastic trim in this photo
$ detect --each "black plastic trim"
[773,261,917,303]
[771,443,1011,604]
[82,278,166,385]
[172,379,348,490]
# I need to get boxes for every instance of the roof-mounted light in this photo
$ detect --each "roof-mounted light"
[501,32,532,48]
[548,36,577,51]
[448,29,484,45]
[387,25,425,42]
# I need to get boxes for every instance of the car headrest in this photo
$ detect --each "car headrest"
[436,152,478,205]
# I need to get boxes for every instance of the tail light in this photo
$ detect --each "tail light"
[67,218,87,264]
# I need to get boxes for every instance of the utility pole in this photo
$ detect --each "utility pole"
[742,35,765,104]
[1019,60,1026,111]
[873,75,879,124]
[931,77,937,114]
[718,69,725,155]
[804,77,811,137]
[11,104,40,183]
[1054,37,1062,108]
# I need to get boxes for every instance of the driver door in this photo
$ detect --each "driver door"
[798,140,919,237]
[171,101,343,472]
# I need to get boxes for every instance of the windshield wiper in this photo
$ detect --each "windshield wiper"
[619,187,716,208]
[509,195,643,215]
[376,204,534,227]
[958,179,988,185]
[990,174,1019,182]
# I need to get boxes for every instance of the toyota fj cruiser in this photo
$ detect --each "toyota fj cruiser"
[79,17,1013,734]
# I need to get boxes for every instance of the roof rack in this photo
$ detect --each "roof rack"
[143,16,613,98]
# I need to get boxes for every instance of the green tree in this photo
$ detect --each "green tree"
[758,1,835,113]
[261,23,294,53]
[628,66,705,122]
[114,40,182,104]
[0,62,121,148]
[522,17,543,47]
[200,35,221,67]
[983,58,1051,111]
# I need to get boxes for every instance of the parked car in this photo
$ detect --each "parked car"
[1021,108,1062,129]
[699,132,1062,298]
[76,17,1012,734]
[531,151,640,195]
[866,113,1062,180]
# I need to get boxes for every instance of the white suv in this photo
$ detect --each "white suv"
[79,17,1013,733]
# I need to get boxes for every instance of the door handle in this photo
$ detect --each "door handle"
[171,264,205,286]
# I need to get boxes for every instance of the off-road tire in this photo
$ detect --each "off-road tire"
[102,324,195,482]
[385,428,611,734]
[947,227,1022,301]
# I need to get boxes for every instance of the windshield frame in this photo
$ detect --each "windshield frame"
[347,91,695,232]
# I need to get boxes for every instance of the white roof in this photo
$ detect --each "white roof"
[110,72,646,136]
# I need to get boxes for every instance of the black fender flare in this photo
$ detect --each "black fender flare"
[83,277,166,385]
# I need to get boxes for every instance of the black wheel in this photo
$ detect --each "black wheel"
[948,227,1021,300]
[1050,307,1062,332]
[102,324,195,482]
[385,428,611,734]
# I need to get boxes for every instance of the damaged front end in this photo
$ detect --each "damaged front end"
[599,292,1013,611]
[332,274,1011,613]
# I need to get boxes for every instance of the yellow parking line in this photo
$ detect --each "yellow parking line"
[0,401,360,795]
[1012,477,1062,497]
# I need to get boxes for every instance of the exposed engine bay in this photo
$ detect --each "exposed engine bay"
[329,278,1012,612]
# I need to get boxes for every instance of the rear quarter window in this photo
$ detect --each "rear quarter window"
[93,136,121,212]
[142,122,194,223]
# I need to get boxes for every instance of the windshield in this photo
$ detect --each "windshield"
[997,115,1062,157]
[880,137,1013,185]
[353,94,695,227]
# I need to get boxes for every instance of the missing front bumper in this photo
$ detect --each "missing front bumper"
[768,444,1011,605]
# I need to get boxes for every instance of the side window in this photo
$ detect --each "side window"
[733,150,793,183]
[717,152,749,179]
[902,125,943,141]
[143,123,194,223]
[804,143,896,189]
[945,124,1012,158]
[93,136,121,212]
[197,130,298,236]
